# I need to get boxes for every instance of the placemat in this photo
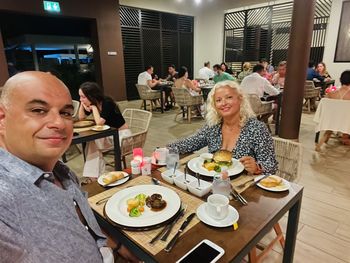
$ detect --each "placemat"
[88,176,203,255]
[158,154,257,194]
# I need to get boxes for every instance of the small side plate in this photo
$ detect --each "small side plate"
[92,125,110,131]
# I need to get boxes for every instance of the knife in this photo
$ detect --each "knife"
[164,212,196,252]
[161,206,187,241]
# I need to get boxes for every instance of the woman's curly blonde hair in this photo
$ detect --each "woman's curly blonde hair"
[206,80,255,127]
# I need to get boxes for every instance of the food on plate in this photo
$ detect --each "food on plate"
[94,125,105,131]
[127,193,147,217]
[202,150,233,172]
[260,175,283,188]
[146,193,167,211]
[102,171,125,184]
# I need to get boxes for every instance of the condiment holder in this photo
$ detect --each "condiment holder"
[161,169,212,197]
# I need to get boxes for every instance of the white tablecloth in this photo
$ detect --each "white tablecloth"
[314,98,350,133]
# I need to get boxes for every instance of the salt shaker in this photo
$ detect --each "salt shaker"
[141,157,152,176]
[130,160,141,175]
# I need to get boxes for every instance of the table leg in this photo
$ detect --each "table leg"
[160,90,164,113]
[315,131,320,143]
[113,132,122,170]
[275,93,282,135]
[283,193,302,263]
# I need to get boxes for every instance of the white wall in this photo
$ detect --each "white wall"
[323,0,350,86]
[120,0,347,81]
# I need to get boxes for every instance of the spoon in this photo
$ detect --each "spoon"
[171,162,178,178]
[196,173,201,190]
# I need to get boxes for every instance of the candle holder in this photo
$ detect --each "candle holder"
[132,148,143,164]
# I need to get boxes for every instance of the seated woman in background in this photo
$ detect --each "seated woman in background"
[78,82,132,181]
[316,62,331,79]
[174,66,201,95]
[237,62,252,83]
[167,80,278,175]
[272,61,287,89]
[221,62,234,75]
[325,70,350,145]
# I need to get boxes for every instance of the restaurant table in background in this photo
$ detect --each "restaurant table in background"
[157,81,174,110]
[262,92,283,135]
[71,127,121,171]
[320,79,335,97]
[200,84,214,101]
[84,168,303,263]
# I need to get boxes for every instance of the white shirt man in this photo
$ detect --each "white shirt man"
[198,62,215,80]
[137,66,159,88]
[240,65,279,98]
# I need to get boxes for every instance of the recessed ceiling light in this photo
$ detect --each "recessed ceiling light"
[195,0,202,4]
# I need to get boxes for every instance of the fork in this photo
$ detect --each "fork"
[196,173,201,190]
[184,164,190,183]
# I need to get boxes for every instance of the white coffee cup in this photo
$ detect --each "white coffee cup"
[206,194,229,220]
[154,148,168,163]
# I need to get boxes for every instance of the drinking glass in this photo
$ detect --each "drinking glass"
[166,149,179,170]
[212,174,231,197]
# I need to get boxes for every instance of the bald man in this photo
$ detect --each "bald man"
[0,72,137,263]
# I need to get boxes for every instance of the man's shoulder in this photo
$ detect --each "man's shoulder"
[0,172,17,205]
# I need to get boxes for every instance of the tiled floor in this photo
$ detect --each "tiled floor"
[67,100,350,263]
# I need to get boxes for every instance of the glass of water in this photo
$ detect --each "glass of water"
[166,149,179,170]
[212,173,231,197]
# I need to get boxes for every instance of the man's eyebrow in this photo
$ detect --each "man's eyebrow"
[26,99,74,110]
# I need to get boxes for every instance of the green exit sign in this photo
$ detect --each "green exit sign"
[43,1,61,12]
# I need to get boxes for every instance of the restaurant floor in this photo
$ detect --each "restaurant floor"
[67,100,350,263]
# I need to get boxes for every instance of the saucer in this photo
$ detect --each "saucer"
[196,203,239,228]
[91,125,110,131]
[151,157,166,166]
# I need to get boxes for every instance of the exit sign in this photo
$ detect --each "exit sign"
[43,1,61,12]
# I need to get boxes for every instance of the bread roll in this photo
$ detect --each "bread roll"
[260,175,282,188]
[103,172,124,184]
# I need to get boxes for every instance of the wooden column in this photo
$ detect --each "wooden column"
[0,28,9,85]
[279,0,316,139]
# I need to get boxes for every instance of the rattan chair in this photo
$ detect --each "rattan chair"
[246,94,274,131]
[135,84,161,112]
[172,87,203,123]
[304,81,321,112]
[249,137,302,263]
[72,99,80,119]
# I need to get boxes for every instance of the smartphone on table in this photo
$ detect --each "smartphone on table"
[176,239,225,263]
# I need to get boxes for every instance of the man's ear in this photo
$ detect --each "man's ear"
[0,104,6,133]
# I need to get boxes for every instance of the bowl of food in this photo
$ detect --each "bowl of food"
[173,174,196,190]
[187,179,212,197]
[161,169,184,184]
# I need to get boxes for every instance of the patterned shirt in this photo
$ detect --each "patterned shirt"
[167,118,278,174]
[0,148,106,263]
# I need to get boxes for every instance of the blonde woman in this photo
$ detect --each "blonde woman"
[167,80,277,174]
[237,62,252,82]
[316,62,331,78]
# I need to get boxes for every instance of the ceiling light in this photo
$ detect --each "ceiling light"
[195,0,202,4]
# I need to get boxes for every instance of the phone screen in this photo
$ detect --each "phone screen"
[178,242,221,263]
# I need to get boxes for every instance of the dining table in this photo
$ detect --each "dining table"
[71,126,122,171]
[83,155,303,263]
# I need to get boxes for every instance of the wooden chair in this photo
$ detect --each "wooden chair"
[303,81,321,113]
[135,84,162,112]
[172,87,203,123]
[249,137,302,263]
[72,99,80,119]
[246,94,274,132]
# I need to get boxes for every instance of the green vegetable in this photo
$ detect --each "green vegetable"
[214,165,221,172]
[135,193,147,206]
[129,207,141,217]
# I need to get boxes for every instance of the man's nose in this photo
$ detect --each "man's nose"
[47,111,66,129]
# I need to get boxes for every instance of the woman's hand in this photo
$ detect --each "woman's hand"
[81,102,91,112]
[239,156,261,174]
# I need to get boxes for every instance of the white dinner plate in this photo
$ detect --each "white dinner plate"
[105,185,181,228]
[196,203,239,228]
[187,156,244,177]
[254,175,290,192]
[97,171,129,187]
[91,125,110,131]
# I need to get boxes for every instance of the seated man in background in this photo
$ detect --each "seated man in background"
[213,64,235,83]
[198,61,215,80]
[0,71,138,263]
[165,64,178,82]
[241,64,280,98]
[306,61,325,83]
